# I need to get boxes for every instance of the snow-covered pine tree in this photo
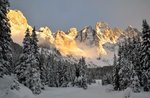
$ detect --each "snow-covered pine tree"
[52,60,68,87]
[47,54,57,87]
[31,27,45,90]
[131,70,141,93]
[47,55,75,87]
[61,60,70,87]
[29,28,41,94]
[140,20,150,91]
[102,73,112,85]
[39,48,48,87]
[118,41,133,90]
[117,43,124,69]
[68,63,76,86]
[31,27,40,62]
[55,60,62,87]
[28,56,41,94]
[75,57,88,89]
[16,29,32,86]
[115,43,124,90]
[16,29,41,94]
[0,0,12,77]
[115,36,143,91]
[112,54,120,90]
[132,37,142,86]
[127,38,134,61]
[119,60,132,90]
[86,67,94,85]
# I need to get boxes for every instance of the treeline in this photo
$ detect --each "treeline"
[111,20,150,93]
[88,66,113,79]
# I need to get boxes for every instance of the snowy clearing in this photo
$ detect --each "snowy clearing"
[0,76,150,98]
[33,84,150,98]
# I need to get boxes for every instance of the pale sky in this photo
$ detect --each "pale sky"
[10,0,150,32]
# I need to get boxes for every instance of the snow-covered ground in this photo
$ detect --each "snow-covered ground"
[1,76,150,98]
[0,75,34,98]
[34,84,150,98]
[35,84,121,98]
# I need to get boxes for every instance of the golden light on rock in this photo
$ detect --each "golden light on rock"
[54,30,86,57]
[7,9,122,58]
[7,10,32,44]
[38,27,86,57]
[95,22,122,56]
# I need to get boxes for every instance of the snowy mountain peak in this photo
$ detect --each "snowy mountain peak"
[7,9,140,67]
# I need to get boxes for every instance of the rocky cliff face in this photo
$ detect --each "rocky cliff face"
[77,26,96,46]
[7,9,140,59]
[124,25,141,38]
[7,10,32,44]
[76,22,122,57]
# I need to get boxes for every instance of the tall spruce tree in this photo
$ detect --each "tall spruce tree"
[67,63,76,86]
[117,43,124,70]
[39,48,48,87]
[113,54,120,90]
[75,57,88,89]
[31,27,39,61]
[16,29,41,94]
[0,0,12,76]
[16,29,32,86]
[140,20,150,91]
[119,60,132,90]
[132,37,142,86]
[30,28,41,94]
[47,54,57,87]
[131,70,141,93]
[117,42,133,90]
[61,60,70,87]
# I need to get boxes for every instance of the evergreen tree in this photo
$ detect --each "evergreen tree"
[46,54,88,88]
[54,60,69,87]
[131,70,141,93]
[119,59,132,90]
[47,54,57,87]
[16,29,32,86]
[79,57,87,76]
[28,56,41,94]
[47,57,71,87]
[117,42,133,90]
[140,20,150,91]
[117,43,124,69]
[61,60,70,87]
[55,60,63,87]
[16,29,41,94]
[31,27,45,90]
[132,37,142,86]
[112,54,120,90]
[39,48,48,87]
[75,57,88,89]
[102,73,112,85]
[0,0,12,76]
[115,43,124,90]
[31,27,39,61]
[68,63,76,86]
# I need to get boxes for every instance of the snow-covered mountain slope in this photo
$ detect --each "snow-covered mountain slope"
[8,9,140,67]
